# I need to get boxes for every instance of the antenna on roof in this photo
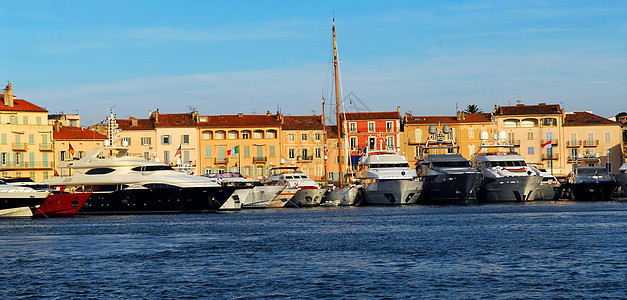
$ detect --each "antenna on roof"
[188,106,197,112]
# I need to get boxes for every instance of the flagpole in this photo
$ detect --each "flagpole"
[238,145,241,174]
[550,140,553,175]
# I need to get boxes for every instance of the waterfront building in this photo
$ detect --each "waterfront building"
[562,111,623,174]
[402,111,492,166]
[324,125,340,184]
[0,83,54,181]
[197,112,282,179]
[281,115,326,182]
[151,110,200,172]
[48,113,81,127]
[52,123,107,176]
[117,116,157,161]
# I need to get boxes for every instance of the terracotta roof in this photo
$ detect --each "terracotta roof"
[153,113,198,127]
[118,117,155,130]
[282,115,324,130]
[0,95,48,112]
[563,111,619,126]
[496,103,561,115]
[53,126,107,140]
[325,125,338,139]
[340,111,400,121]
[198,114,282,127]
[405,113,492,124]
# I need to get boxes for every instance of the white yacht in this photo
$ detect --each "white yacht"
[415,125,482,204]
[355,150,422,205]
[470,130,542,202]
[531,168,561,201]
[263,166,326,207]
[44,146,236,214]
[202,172,284,209]
[0,182,50,217]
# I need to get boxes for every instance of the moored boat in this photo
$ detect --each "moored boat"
[561,156,615,201]
[32,192,91,218]
[263,166,326,207]
[0,182,49,217]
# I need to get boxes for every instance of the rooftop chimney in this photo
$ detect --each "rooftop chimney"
[153,109,159,123]
[238,113,244,117]
[54,120,60,132]
[131,117,138,127]
[3,82,14,107]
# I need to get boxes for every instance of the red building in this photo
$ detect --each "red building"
[339,111,402,168]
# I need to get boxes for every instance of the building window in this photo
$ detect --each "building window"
[541,118,557,127]
[164,151,170,165]
[59,151,66,162]
[314,133,322,141]
[242,131,250,139]
[143,152,150,160]
[161,135,171,145]
[468,145,475,155]
[205,146,212,158]
[202,131,212,140]
[287,133,295,142]
[527,132,534,140]
[288,148,295,159]
[507,133,515,144]
[504,119,519,128]
[29,134,34,145]
[528,147,534,155]
[570,132,578,144]
[215,131,225,140]
[349,122,357,133]
[368,122,375,133]
[269,145,276,157]
[387,136,395,149]
[569,148,579,160]
[253,130,263,139]
[315,165,323,177]
[386,121,394,132]
[36,117,42,125]
[69,120,78,126]
[23,116,28,125]
[604,132,611,143]
[301,133,308,141]
[314,148,322,159]
[301,148,309,160]
[244,146,250,158]
[266,130,276,139]
[587,132,594,144]
[182,135,190,144]
[468,128,474,139]
[141,137,151,145]
[350,137,358,150]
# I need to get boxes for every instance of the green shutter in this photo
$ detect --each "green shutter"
[269,145,276,157]
[205,146,212,158]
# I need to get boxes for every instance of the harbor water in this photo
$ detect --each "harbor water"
[1,201,625,299]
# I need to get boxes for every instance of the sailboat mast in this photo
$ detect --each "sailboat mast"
[333,19,344,187]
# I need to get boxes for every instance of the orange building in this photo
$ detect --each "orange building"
[281,115,326,182]
[52,124,107,176]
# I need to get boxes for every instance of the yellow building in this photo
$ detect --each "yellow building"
[52,124,107,176]
[197,113,282,179]
[281,115,326,183]
[562,111,624,174]
[0,83,54,181]
[117,116,157,161]
[402,112,492,166]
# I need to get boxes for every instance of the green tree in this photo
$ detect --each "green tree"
[465,104,483,113]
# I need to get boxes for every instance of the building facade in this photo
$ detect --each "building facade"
[52,124,107,176]
[281,115,326,182]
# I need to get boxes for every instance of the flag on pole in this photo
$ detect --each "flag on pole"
[227,145,239,156]
[541,140,552,150]
[69,143,75,156]
[175,145,182,156]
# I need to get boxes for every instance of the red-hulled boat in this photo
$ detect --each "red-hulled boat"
[32,192,91,218]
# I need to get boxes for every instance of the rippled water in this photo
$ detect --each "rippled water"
[1,201,626,299]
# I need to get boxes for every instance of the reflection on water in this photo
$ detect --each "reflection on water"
[1,201,625,298]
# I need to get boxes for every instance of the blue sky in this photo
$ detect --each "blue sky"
[2,0,626,125]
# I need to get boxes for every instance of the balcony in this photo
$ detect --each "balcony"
[540,139,558,146]
[12,143,28,151]
[297,155,313,162]
[253,156,267,163]
[39,143,53,151]
[542,153,559,160]
[214,157,228,165]
[583,139,599,147]
[506,139,521,146]
[0,161,54,170]
[566,140,582,147]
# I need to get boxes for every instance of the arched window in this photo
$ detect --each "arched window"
[215,130,225,140]
[253,130,264,139]
[202,131,213,140]
[521,118,537,127]
[266,130,277,139]
[541,118,557,127]
[503,119,520,128]
[242,130,251,139]
[228,130,238,139]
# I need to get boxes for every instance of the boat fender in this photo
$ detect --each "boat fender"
[527,171,532,175]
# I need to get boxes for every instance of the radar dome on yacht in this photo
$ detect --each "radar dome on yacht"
[154,158,161,162]
[594,153,600,158]
[479,131,489,141]
[122,140,129,147]
[280,158,285,165]
[442,125,451,134]
[428,125,437,134]
[497,130,507,141]
[104,140,110,146]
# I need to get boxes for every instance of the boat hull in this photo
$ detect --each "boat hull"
[362,180,422,205]
[33,192,91,217]
[534,183,560,201]
[0,190,50,217]
[79,186,236,214]
[324,186,360,206]
[565,181,615,201]
[419,173,482,205]
[478,176,542,202]
[242,186,285,209]
[266,187,326,208]
[614,173,627,199]
[219,188,252,210]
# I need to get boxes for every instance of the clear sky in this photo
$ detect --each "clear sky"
[2,0,626,125]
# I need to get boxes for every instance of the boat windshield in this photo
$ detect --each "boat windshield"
[131,165,175,172]
[577,168,608,176]
[488,161,527,168]
[370,163,409,169]
[432,161,470,168]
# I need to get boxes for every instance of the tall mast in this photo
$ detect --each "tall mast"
[333,19,344,187]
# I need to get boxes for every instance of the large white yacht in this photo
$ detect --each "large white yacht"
[470,130,542,202]
[263,166,326,207]
[202,172,284,209]
[355,150,422,205]
[0,181,50,217]
[415,125,482,204]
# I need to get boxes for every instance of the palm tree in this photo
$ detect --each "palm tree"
[465,104,483,113]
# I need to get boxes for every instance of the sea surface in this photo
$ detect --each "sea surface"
[1,201,625,299]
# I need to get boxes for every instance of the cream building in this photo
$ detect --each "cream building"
[0,83,54,181]
[52,124,107,176]
[281,115,326,183]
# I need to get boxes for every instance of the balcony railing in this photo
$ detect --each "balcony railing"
[214,157,228,164]
[12,143,28,151]
[540,139,558,146]
[0,162,54,169]
[583,139,599,147]
[297,155,313,162]
[253,156,267,163]
[39,143,53,151]
[542,153,559,160]
[567,140,582,147]
[506,139,521,146]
